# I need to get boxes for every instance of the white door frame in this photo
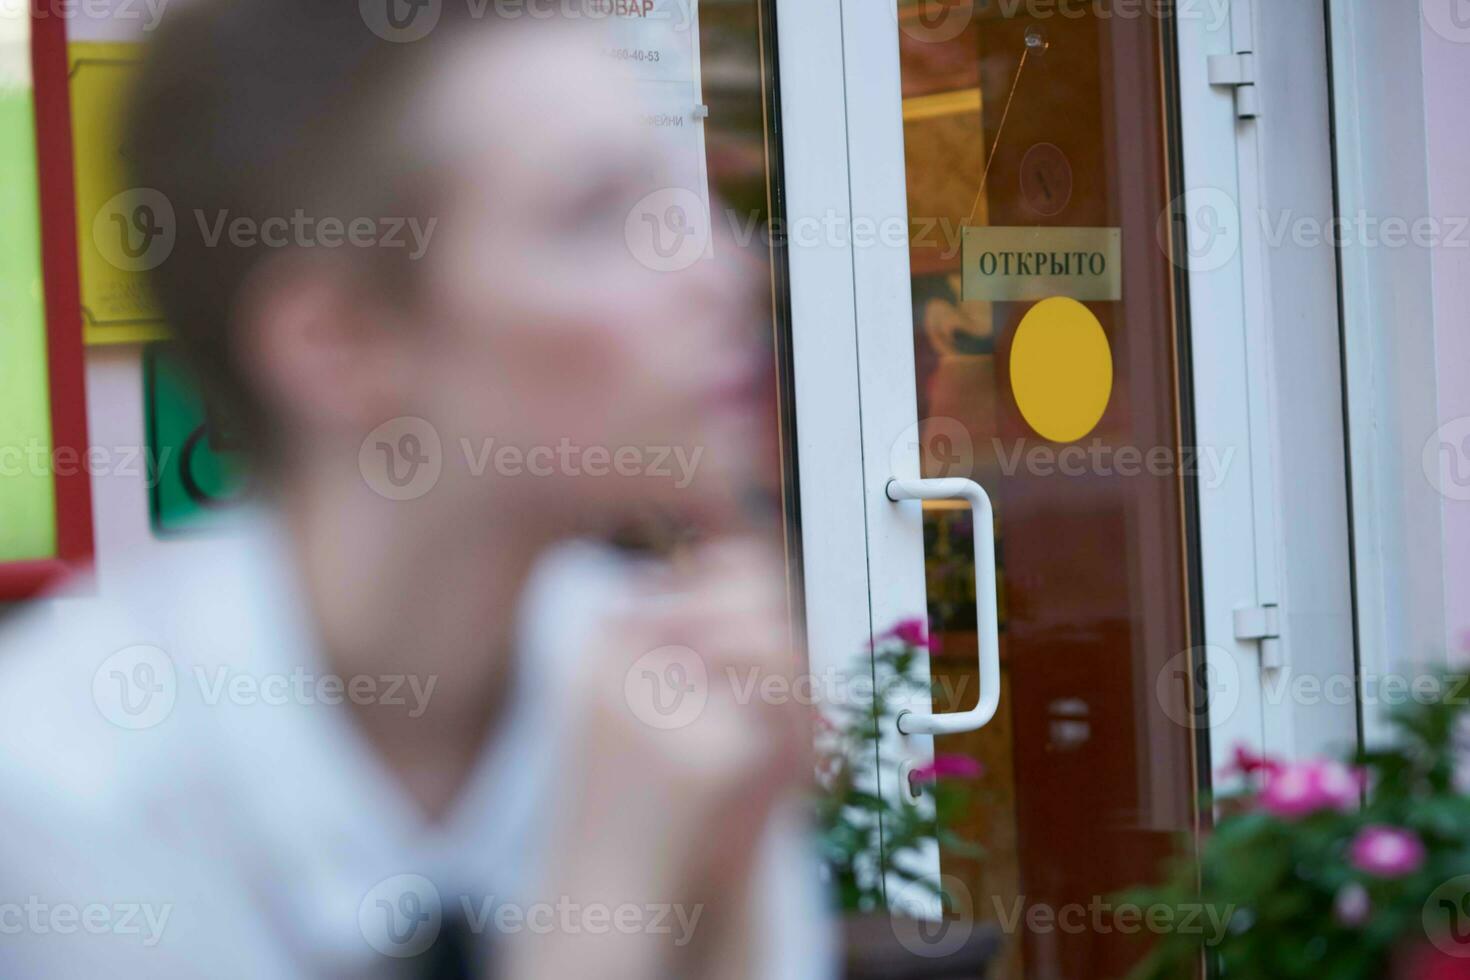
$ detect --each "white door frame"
[774,0,874,716]
[1173,0,1358,767]
[773,0,940,904]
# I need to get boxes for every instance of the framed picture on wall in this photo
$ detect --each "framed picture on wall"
[0,8,94,598]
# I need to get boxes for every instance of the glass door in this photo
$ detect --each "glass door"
[891,6,1196,976]
[779,0,1277,976]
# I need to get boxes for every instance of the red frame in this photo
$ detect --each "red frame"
[0,8,95,598]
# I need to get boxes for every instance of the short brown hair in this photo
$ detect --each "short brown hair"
[128,1,495,456]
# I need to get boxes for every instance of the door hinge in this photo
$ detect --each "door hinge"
[1208,52,1260,120]
[1234,603,1283,669]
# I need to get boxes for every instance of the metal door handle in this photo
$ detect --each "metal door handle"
[885,478,1001,736]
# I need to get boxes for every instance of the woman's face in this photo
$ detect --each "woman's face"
[401,26,770,532]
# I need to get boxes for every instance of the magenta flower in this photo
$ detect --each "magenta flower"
[1257,759,1364,820]
[1333,882,1371,927]
[911,754,984,784]
[1349,825,1426,878]
[884,617,933,651]
[1225,744,1281,779]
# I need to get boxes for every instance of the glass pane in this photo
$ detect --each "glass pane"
[701,0,796,537]
[896,5,1198,976]
[609,1,799,563]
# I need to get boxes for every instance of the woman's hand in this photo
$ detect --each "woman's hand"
[504,538,811,980]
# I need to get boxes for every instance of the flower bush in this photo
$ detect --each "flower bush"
[814,618,984,913]
[1130,679,1470,979]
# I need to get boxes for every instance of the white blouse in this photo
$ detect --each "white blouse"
[0,512,834,979]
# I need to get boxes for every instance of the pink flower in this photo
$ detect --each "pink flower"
[1334,882,1371,926]
[884,617,933,651]
[1225,744,1281,779]
[1349,826,1426,878]
[911,754,984,784]
[1257,759,1364,820]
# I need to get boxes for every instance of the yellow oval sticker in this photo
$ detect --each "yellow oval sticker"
[1010,297,1113,443]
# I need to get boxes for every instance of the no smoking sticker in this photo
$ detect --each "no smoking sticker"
[1019,142,1073,218]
